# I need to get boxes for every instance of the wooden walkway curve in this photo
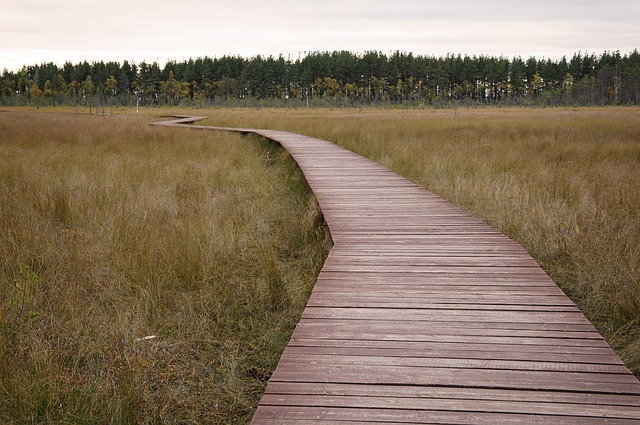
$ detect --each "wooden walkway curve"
[152,116,640,423]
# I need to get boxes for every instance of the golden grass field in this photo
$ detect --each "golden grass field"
[0,110,331,423]
[1,106,639,423]
[202,107,640,376]
[198,106,640,374]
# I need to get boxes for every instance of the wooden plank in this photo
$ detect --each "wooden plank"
[307,293,576,306]
[319,266,549,275]
[277,353,630,374]
[289,337,622,364]
[290,328,610,348]
[329,245,530,254]
[305,299,580,311]
[269,364,640,394]
[259,394,640,419]
[313,284,564,294]
[301,307,594,325]
[314,272,563,285]
[284,344,626,366]
[292,320,603,339]
[323,255,540,267]
[292,331,605,347]
[252,406,636,424]
[264,381,640,406]
[306,300,579,311]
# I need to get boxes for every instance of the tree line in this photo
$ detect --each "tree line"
[1,50,639,108]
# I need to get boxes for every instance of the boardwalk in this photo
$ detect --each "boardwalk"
[153,117,640,423]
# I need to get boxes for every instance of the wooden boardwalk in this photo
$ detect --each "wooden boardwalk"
[153,117,640,423]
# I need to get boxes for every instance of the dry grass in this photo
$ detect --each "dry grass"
[2,105,638,425]
[199,107,640,375]
[0,110,331,423]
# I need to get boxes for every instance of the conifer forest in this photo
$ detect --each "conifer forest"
[1,50,639,108]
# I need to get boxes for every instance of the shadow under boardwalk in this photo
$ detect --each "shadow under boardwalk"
[153,117,640,424]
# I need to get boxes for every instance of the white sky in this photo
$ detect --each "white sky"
[2,0,639,72]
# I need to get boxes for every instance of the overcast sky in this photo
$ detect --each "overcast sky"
[2,0,639,72]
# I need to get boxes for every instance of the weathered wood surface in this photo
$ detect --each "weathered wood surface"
[152,116,640,423]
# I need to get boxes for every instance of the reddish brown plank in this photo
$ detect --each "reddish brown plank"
[259,394,640,420]
[301,307,594,325]
[307,293,576,306]
[284,344,626,366]
[277,353,630,374]
[306,300,579,311]
[323,255,540,267]
[270,363,640,394]
[252,406,636,424]
[292,320,603,339]
[264,381,640,406]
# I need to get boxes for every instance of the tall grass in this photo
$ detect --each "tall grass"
[200,107,640,375]
[0,111,331,423]
[2,106,637,425]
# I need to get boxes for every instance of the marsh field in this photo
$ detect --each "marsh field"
[1,106,639,423]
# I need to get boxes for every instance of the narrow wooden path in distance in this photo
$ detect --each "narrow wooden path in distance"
[153,116,640,424]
